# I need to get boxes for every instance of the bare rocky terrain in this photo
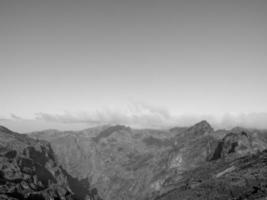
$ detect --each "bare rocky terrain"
[1,121,266,200]
[29,121,267,200]
[0,126,102,200]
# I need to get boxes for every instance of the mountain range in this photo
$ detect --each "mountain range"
[1,121,267,200]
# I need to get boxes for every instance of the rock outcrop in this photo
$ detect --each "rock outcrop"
[155,150,267,200]
[154,127,267,200]
[0,126,102,200]
[209,128,267,161]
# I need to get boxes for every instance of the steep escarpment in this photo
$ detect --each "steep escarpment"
[0,126,101,200]
[148,121,218,197]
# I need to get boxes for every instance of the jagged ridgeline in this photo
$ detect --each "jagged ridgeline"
[29,121,267,200]
[0,126,102,200]
[1,121,267,200]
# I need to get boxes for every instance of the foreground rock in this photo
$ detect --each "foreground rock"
[154,127,267,200]
[155,149,267,200]
[0,126,102,200]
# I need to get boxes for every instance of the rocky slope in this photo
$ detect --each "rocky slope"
[0,126,102,200]
[31,125,179,200]
[153,124,267,200]
[30,122,267,200]
[156,147,267,200]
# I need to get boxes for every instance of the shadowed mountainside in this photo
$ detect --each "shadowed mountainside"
[0,126,102,200]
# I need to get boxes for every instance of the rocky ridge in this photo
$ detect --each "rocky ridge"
[30,122,267,200]
[0,126,102,200]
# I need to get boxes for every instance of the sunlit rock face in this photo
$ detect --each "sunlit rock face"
[169,154,183,169]
[148,121,219,197]
[0,126,101,200]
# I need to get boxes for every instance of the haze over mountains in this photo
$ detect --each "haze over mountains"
[1,120,266,200]
[2,107,267,132]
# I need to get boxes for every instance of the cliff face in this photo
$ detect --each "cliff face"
[209,128,267,161]
[0,126,101,200]
[155,150,267,200]
[154,128,267,200]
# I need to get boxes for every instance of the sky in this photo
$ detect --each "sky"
[0,0,267,132]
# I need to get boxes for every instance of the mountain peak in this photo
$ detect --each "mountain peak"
[196,120,211,126]
[187,120,214,136]
[192,120,213,130]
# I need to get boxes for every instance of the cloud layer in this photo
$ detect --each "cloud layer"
[1,103,267,132]
[35,103,175,128]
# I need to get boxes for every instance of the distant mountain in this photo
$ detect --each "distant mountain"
[0,126,102,200]
[29,122,267,200]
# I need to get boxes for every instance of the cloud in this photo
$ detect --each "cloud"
[0,114,24,121]
[34,107,267,130]
[218,112,267,130]
[1,103,267,131]
[34,103,176,128]
[10,114,23,120]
